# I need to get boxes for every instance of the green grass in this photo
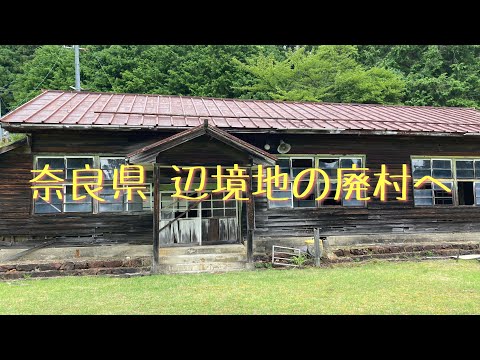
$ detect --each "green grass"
[1,260,479,314]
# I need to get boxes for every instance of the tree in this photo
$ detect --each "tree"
[0,45,36,115]
[238,46,406,104]
[357,45,480,108]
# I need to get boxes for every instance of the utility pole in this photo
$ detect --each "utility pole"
[74,45,81,91]
[0,98,3,140]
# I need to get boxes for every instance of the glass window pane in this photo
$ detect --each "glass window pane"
[100,203,124,212]
[213,209,224,217]
[340,158,362,168]
[277,158,290,173]
[225,208,236,217]
[127,202,143,212]
[456,170,474,179]
[65,186,90,203]
[435,198,453,205]
[414,189,432,198]
[412,169,431,178]
[432,160,451,169]
[318,159,339,178]
[456,160,473,169]
[269,189,292,208]
[100,158,124,180]
[433,182,452,191]
[37,157,64,170]
[35,203,62,213]
[432,169,452,178]
[66,158,93,179]
[412,159,431,179]
[475,161,480,179]
[67,158,93,168]
[65,203,92,213]
[343,198,364,207]
[476,183,480,205]
[415,197,433,206]
[456,160,474,179]
[34,188,63,213]
[291,158,313,176]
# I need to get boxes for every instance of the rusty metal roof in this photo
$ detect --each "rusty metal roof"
[2,90,480,135]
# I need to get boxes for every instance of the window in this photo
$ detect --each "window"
[98,157,153,213]
[411,157,480,207]
[318,157,365,207]
[267,155,366,209]
[34,156,94,214]
[159,191,236,219]
[33,155,152,214]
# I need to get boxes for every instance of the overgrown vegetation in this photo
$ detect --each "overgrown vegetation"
[0,260,479,314]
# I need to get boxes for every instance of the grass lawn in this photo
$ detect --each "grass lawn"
[0,260,479,314]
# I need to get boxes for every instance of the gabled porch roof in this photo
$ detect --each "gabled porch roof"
[127,121,277,165]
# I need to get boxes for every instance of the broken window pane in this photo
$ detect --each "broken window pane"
[100,158,125,180]
[34,188,63,214]
[411,159,431,179]
[318,158,339,178]
[457,181,474,205]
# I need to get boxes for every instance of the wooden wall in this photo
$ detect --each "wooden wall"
[237,133,480,238]
[2,129,480,247]
[0,131,162,246]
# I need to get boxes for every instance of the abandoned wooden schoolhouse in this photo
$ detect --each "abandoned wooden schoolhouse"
[1,90,480,273]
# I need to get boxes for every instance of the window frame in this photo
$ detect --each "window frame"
[411,156,480,207]
[267,154,367,209]
[32,154,153,215]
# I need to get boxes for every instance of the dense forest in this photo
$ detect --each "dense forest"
[1,45,479,117]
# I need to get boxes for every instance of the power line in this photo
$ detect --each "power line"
[0,45,44,92]
[91,51,116,90]
[17,47,64,106]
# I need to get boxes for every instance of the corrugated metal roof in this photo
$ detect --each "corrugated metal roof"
[2,90,480,135]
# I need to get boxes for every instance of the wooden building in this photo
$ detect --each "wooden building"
[1,90,480,272]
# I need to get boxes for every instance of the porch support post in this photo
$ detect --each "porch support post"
[246,163,255,269]
[152,163,160,273]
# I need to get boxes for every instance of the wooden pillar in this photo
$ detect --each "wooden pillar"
[313,228,321,267]
[246,164,255,266]
[152,163,160,273]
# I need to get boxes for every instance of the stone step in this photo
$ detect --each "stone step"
[159,244,245,256]
[158,261,246,274]
[159,253,246,264]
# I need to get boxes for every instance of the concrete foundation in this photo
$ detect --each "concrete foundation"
[254,232,480,255]
[0,244,152,263]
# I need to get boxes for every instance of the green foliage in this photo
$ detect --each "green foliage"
[0,45,37,115]
[357,45,480,108]
[239,46,406,104]
[291,253,307,267]
[0,132,26,148]
[0,45,478,113]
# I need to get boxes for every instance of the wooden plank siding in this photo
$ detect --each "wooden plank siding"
[2,130,480,246]
[0,131,161,245]
[238,133,480,238]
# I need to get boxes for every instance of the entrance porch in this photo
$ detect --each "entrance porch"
[127,121,276,273]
